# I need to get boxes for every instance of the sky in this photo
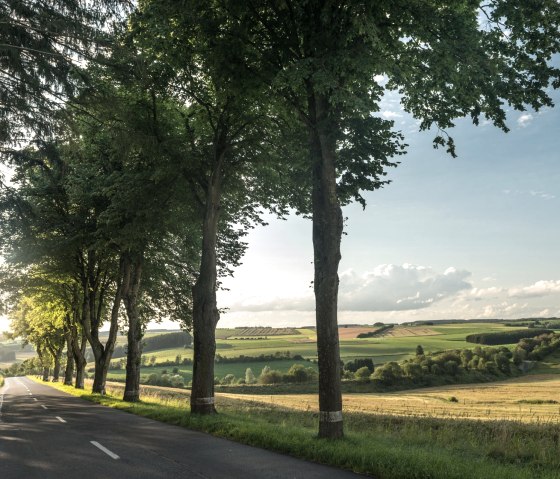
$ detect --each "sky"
[1,84,559,333]
[214,85,560,329]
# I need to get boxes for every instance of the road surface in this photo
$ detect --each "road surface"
[0,376,362,479]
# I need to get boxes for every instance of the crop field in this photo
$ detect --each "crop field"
[380,327,439,337]
[220,372,560,424]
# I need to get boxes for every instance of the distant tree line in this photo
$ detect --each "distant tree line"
[357,325,394,339]
[466,329,553,345]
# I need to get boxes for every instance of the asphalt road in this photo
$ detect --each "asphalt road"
[0,376,361,479]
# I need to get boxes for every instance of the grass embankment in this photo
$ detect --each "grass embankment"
[0,373,4,387]
[32,377,560,479]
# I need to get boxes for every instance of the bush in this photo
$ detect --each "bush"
[245,368,257,384]
[344,358,374,373]
[221,374,236,385]
[355,366,371,382]
[284,364,314,383]
[372,362,403,385]
[260,370,284,384]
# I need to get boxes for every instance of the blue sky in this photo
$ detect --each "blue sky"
[216,87,560,328]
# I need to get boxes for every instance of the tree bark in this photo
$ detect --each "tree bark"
[63,325,75,386]
[64,349,74,385]
[42,366,49,382]
[73,330,87,389]
[52,350,62,382]
[308,90,344,439]
[123,254,144,403]
[190,155,223,415]
[86,257,125,394]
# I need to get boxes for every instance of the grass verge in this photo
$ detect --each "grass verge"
[0,373,4,387]
[30,377,560,479]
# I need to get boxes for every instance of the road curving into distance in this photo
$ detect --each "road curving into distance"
[0,377,361,479]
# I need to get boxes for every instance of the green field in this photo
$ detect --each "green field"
[107,359,314,383]
[107,322,548,382]
[135,323,525,363]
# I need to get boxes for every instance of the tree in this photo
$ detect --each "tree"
[416,345,425,357]
[131,1,295,414]
[229,0,560,438]
[0,0,124,144]
[245,368,256,384]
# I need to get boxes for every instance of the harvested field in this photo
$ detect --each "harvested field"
[338,327,379,339]
[221,374,560,424]
[379,327,440,338]
[229,327,299,337]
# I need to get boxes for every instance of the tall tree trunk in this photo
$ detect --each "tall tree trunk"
[42,366,49,382]
[123,254,144,403]
[64,349,74,385]
[63,325,75,386]
[308,91,344,439]
[190,162,222,415]
[87,258,125,394]
[73,330,87,389]
[52,350,62,382]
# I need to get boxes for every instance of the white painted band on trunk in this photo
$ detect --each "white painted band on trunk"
[193,396,215,405]
[91,441,120,460]
[319,410,343,423]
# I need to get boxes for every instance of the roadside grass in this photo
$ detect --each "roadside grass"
[0,373,4,387]
[31,377,560,479]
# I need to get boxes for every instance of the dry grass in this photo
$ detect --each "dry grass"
[219,373,560,424]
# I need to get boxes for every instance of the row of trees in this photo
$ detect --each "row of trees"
[1,1,559,439]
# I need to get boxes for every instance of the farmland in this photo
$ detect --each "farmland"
[104,322,555,384]
[131,322,530,365]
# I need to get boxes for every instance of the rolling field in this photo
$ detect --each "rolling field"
[105,322,548,383]
[220,372,560,424]
[135,322,527,366]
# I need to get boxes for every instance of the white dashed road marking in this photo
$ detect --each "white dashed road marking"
[91,441,120,460]
[55,416,66,423]
[41,405,48,410]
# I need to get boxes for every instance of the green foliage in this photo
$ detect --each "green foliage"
[245,368,256,385]
[259,369,284,385]
[354,367,371,381]
[344,358,374,373]
[515,333,560,361]
[466,329,554,345]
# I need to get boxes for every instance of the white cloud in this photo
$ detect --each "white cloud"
[381,110,402,119]
[517,113,533,127]
[228,264,472,313]
[502,189,555,200]
[468,286,505,300]
[529,190,555,200]
[509,280,560,298]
